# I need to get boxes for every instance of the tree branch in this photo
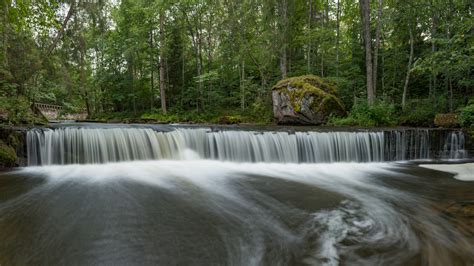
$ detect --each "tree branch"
[47,1,75,55]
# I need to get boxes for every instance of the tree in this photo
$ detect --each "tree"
[359,0,375,104]
[1,0,472,124]
[159,8,167,114]
[401,25,414,109]
[278,0,289,79]
[373,0,382,95]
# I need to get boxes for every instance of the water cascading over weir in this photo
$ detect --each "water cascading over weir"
[26,126,468,166]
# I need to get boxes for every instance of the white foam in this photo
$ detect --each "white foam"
[419,163,474,181]
[14,160,467,264]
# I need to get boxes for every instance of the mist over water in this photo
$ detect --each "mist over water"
[1,160,473,265]
[1,126,472,265]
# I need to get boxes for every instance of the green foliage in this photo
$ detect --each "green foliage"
[0,0,472,126]
[399,99,437,127]
[0,140,17,168]
[459,104,474,128]
[329,98,397,127]
[0,96,46,125]
[324,77,354,109]
[140,107,272,125]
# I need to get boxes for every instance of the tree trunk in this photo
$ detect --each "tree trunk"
[320,52,324,77]
[402,27,414,109]
[180,8,200,111]
[197,28,203,111]
[430,5,438,98]
[240,59,245,110]
[206,15,213,72]
[248,52,266,91]
[449,77,453,112]
[279,0,288,78]
[373,0,382,96]
[280,47,287,78]
[307,0,312,74]
[335,0,340,77]
[181,48,185,108]
[166,57,170,109]
[381,35,385,94]
[359,0,375,104]
[3,1,8,69]
[80,43,91,117]
[48,1,75,55]
[159,10,167,114]
[149,27,154,111]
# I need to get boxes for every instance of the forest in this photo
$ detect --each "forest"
[0,0,473,127]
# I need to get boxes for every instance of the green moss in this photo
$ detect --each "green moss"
[7,132,21,149]
[273,75,338,95]
[0,140,17,167]
[317,94,346,115]
[273,75,345,115]
[434,113,460,128]
[218,115,243,124]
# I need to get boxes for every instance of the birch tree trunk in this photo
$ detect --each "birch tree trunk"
[402,27,414,109]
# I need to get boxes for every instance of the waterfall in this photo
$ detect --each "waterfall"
[27,127,468,165]
[442,131,466,159]
[27,128,185,165]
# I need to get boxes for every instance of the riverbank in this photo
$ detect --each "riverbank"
[0,125,28,169]
[416,163,474,239]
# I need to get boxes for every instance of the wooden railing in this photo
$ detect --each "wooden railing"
[34,102,88,121]
[34,103,63,111]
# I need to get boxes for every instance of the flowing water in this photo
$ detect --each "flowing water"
[27,127,467,165]
[1,126,473,265]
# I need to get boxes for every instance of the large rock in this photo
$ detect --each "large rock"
[434,113,460,128]
[272,75,346,125]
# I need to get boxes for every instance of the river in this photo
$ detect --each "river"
[0,125,472,265]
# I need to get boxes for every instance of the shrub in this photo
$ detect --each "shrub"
[218,115,242,124]
[399,99,437,127]
[329,98,397,127]
[0,96,46,125]
[459,104,474,128]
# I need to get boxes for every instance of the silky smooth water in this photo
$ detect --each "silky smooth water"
[27,127,467,165]
[0,161,473,265]
[2,126,472,265]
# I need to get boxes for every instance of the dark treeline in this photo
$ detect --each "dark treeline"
[0,0,472,124]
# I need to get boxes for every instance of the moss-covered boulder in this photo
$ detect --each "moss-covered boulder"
[272,75,346,125]
[0,140,17,168]
[434,113,460,128]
